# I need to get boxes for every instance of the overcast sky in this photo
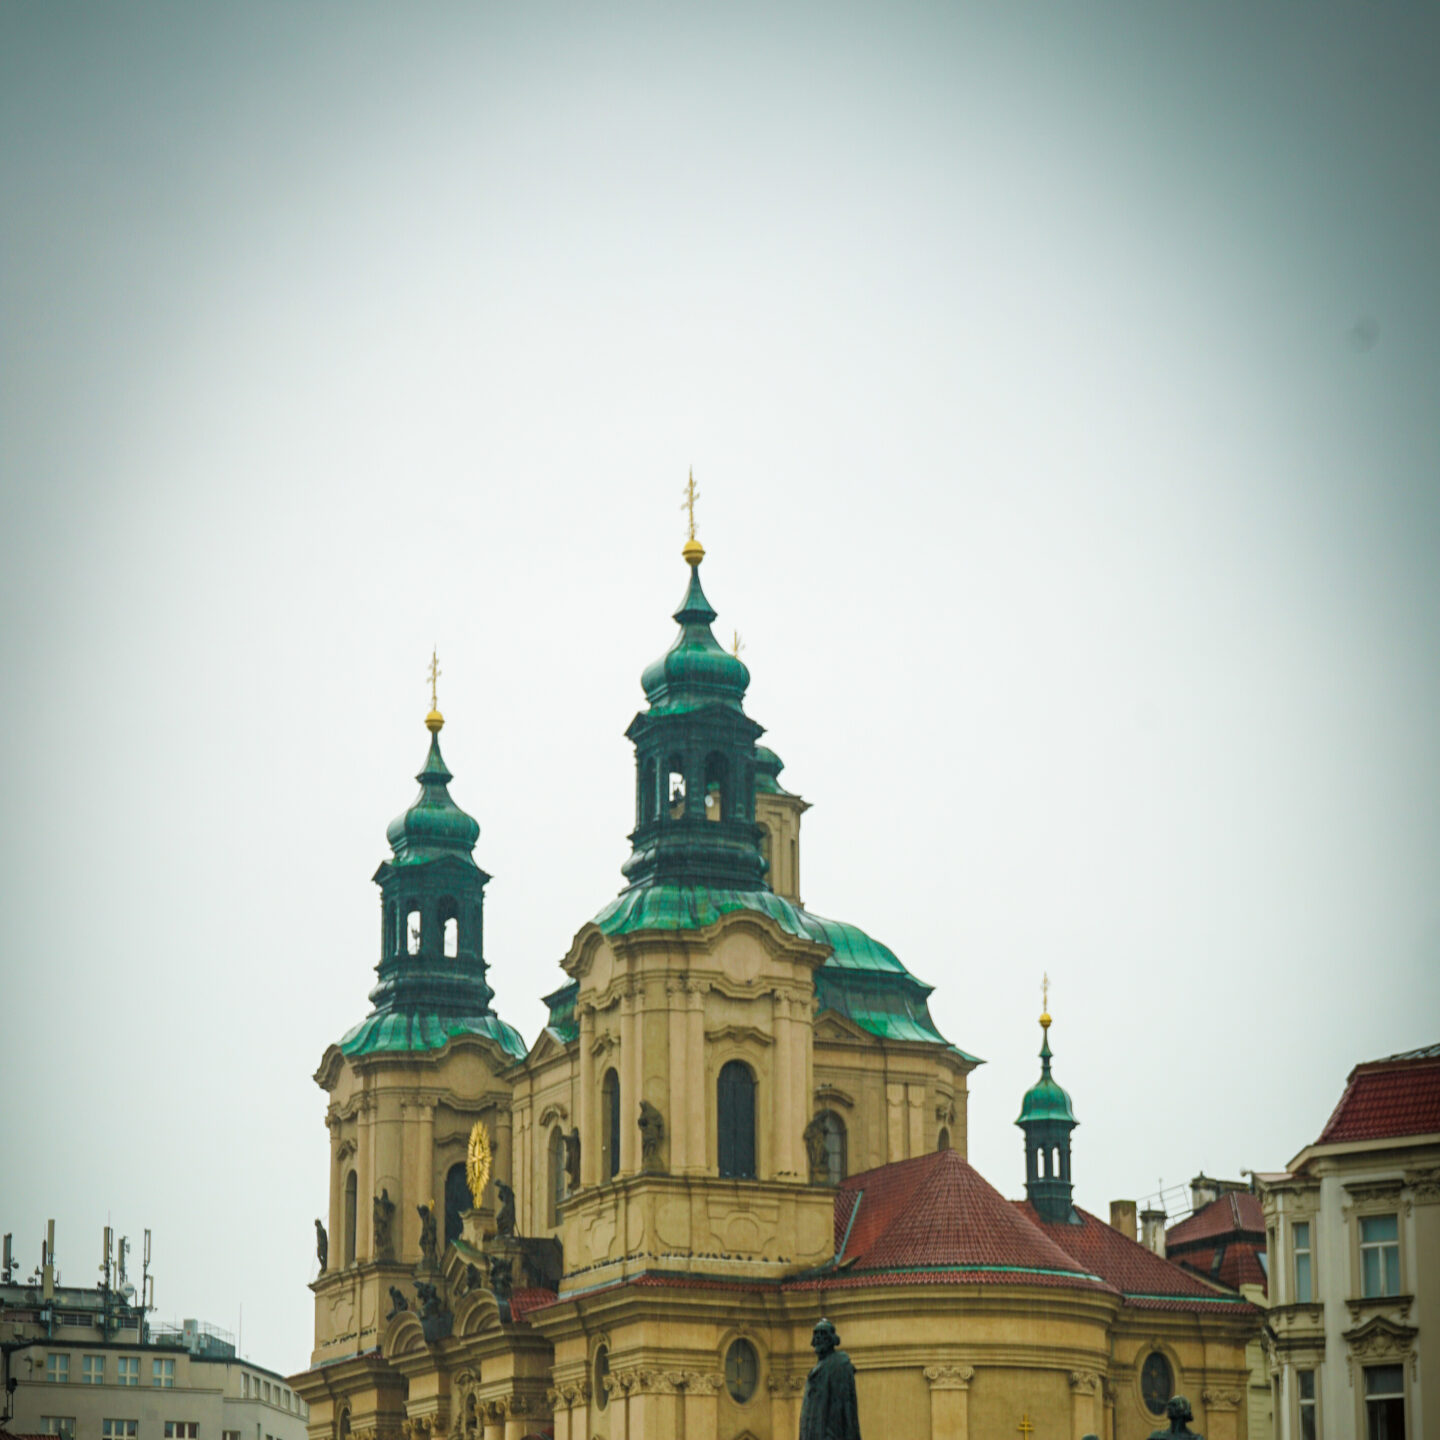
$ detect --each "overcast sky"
[3,1,1438,1375]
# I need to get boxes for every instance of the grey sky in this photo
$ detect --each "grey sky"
[3,2,1438,1373]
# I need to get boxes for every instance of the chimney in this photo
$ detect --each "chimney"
[1190,1173,1220,1212]
[1110,1199,1138,1241]
[1140,1207,1167,1257]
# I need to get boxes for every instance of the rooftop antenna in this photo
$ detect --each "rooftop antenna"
[2,1233,12,1283]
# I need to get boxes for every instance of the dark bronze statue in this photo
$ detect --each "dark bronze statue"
[373,1188,396,1259]
[417,1203,439,1268]
[639,1100,665,1168]
[385,1285,408,1320]
[798,1318,861,1440]
[563,1128,581,1190]
[314,1218,328,1274]
[489,1254,513,1300]
[415,1280,443,1319]
[496,1181,516,1237]
[1149,1397,1202,1439]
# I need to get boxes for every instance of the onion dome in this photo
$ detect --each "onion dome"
[639,550,751,714]
[384,715,482,868]
[755,744,790,795]
[1016,1012,1077,1125]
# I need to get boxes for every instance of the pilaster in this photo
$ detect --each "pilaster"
[1068,1369,1100,1440]
[924,1364,974,1439]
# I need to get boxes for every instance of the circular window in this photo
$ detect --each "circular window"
[1141,1352,1174,1416]
[725,1338,759,1404]
[593,1345,610,1411]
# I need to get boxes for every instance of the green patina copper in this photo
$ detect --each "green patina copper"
[1016,1031,1077,1124]
[754,744,792,796]
[384,732,483,866]
[639,565,750,716]
[542,980,579,1044]
[341,1009,527,1060]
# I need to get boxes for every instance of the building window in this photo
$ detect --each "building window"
[224,1431,242,1440]
[444,1161,469,1249]
[937,1126,951,1151]
[1364,1364,1404,1440]
[343,1170,358,1267]
[1293,1222,1312,1303]
[717,1060,757,1179]
[103,1421,138,1440]
[164,1425,199,1439]
[593,1346,610,1411]
[724,1339,759,1404]
[45,1355,69,1384]
[1140,1352,1173,1416]
[813,1110,847,1185]
[549,1126,568,1226]
[82,1356,105,1385]
[42,1418,75,1439]
[152,1359,175,1389]
[1359,1214,1400,1297]
[1297,1368,1317,1440]
[263,1384,271,1404]
[117,1358,139,1387]
[602,1068,621,1180]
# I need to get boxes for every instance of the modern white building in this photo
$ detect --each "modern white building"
[1,1226,307,1440]
[1258,1043,1440,1440]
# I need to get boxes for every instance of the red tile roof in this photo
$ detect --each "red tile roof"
[508,1286,558,1321]
[1316,1053,1440,1144]
[1173,1242,1268,1292]
[1018,1202,1256,1315]
[1166,1191,1265,1247]
[829,1151,1109,1290]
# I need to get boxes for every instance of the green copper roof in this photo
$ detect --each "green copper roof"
[755,745,791,795]
[1016,1028,1077,1125]
[340,1010,527,1061]
[591,883,977,1057]
[639,562,750,715]
[542,980,579,1044]
[384,731,482,867]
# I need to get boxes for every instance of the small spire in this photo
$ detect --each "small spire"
[681,467,705,566]
[425,646,444,733]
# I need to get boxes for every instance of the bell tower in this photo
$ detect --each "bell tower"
[1016,980,1079,1224]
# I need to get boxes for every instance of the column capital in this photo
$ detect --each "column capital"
[1068,1370,1100,1395]
[924,1364,975,1391]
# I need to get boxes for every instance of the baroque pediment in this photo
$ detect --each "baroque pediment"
[1343,1313,1418,1363]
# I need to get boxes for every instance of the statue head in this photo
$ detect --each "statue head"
[1167,1396,1194,1429]
[811,1318,840,1357]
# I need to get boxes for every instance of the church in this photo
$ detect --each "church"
[292,521,1259,1440]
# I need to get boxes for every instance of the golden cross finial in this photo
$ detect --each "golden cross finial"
[682,467,700,541]
[732,630,744,657]
[1017,1416,1035,1438]
[1040,972,1051,1029]
[425,647,445,733]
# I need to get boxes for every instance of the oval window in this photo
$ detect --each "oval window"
[1141,1351,1174,1416]
[725,1338,759,1404]
[593,1345,610,1411]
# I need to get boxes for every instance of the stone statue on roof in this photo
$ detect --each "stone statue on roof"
[799,1317,861,1440]
[1149,1396,1202,1439]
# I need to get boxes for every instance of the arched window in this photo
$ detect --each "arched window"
[343,1171,357,1266]
[444,1162,469,1248]
[937,1126,951,1152]
[641,759,658,823]
[718,1061,757,1179]
[406,903,422,955]
[549,1126,568,1225]
[593,1346,610,1411]
[1053,1146,1061,1177]
[1038,1147,1047,1178]
[816,1110,847,1185]
[338,1409,350,1440]
[666,756,686,819]
[390,903,400,955]
[704,753,727,823]
[602,1069,621,1179]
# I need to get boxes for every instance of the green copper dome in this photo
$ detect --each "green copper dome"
[384,730,482,867]
[755,745,790,794]
[640,562,750,714]
[1016,1025,1077,1125]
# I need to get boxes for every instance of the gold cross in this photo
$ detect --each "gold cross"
[732,630,744,657]
[1042,972,1050,1012]
[428,646,441,710]
[1017,1415,1035,1438]
[681,466,700,541]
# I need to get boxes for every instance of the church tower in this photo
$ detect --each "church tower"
[1016,988,1079,1224]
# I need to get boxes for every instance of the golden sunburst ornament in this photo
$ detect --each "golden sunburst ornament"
[466,1120,492,1206]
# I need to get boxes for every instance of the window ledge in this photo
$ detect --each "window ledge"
[1346,1292,1413,1321]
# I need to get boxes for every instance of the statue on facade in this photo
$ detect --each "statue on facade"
[798,1318,861,1440]
[563,1128,581,1190]
[638,1100,666,1168]
[803,1117,829,1183]
[488,1254,513,1300]
[495,1181,516,1237]
[417,1203,439,1268]
[373,1188,396,1259]
[415,1280,444,1320]
[314,1218,328,1274]
[385,1285,409,1320]
[1148,1397,1202,1439]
